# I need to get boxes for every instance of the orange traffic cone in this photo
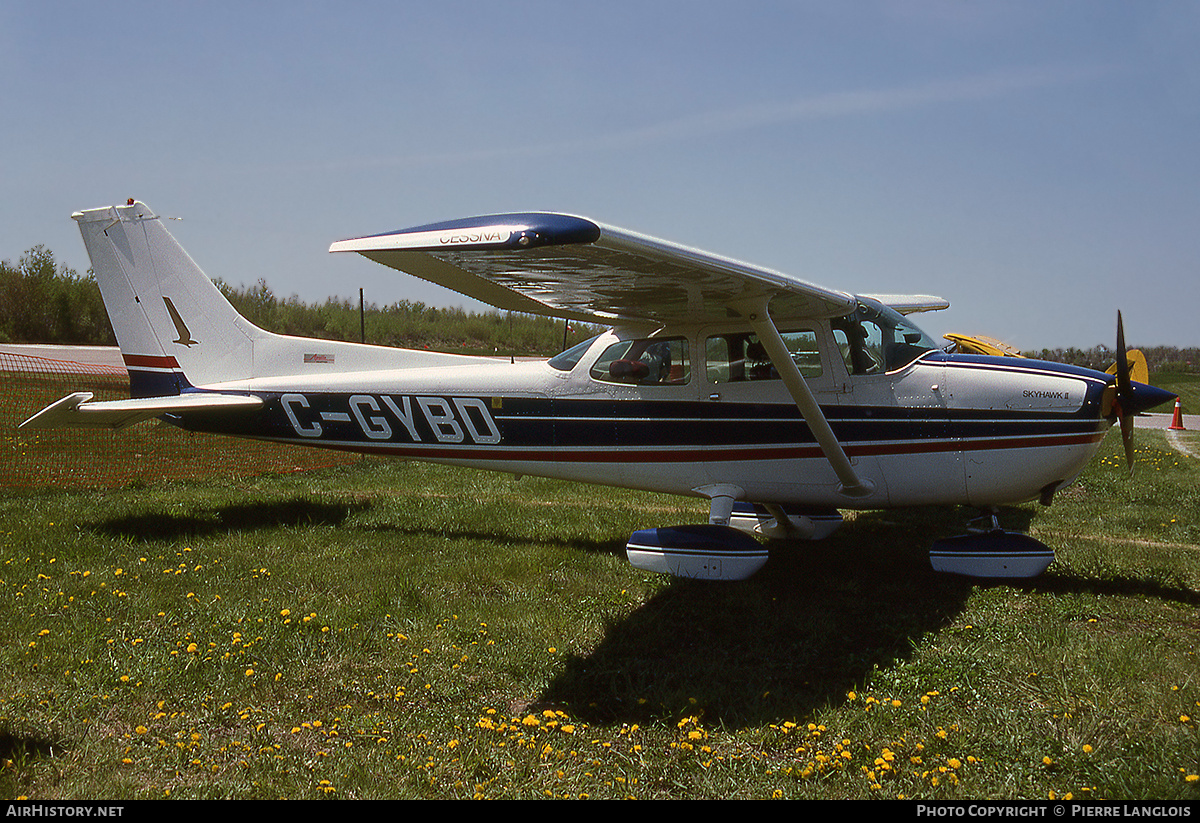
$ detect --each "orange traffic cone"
[1168,398,1186,430]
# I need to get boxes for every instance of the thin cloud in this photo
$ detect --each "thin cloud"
[319,63,1113,172]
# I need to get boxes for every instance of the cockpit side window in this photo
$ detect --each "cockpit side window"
[590,337,691,385]
[706,330,822,383]
[832,299,939,375]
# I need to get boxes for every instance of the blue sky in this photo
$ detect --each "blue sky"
[3,1,1197,349]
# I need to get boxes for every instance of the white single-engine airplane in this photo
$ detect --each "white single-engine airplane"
[22,201,1177,580]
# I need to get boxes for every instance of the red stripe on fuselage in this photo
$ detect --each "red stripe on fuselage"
[284,429,1108,463]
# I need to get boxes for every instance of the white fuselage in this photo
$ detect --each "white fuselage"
[186,323,1112,512]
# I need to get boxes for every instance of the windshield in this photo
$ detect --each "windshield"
[831,298,940,375]
[548,334,602,371]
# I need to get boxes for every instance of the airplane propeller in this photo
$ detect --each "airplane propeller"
[1104,311,1179,474]
[1114,311,1135,472]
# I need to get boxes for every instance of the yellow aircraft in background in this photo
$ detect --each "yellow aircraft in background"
[1106,349,1149,386]
[945,333,1149,385]
[942,333,1024,358]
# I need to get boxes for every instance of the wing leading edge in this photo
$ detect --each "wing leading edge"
[330,213,867,326]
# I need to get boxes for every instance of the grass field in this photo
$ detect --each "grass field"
[2,428,1198,800]
[1155,373,1200,419]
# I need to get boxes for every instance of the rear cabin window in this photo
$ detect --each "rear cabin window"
[705,331,822,383]
[590,337,691,385]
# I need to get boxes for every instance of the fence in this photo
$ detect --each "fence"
[1,351,358,488]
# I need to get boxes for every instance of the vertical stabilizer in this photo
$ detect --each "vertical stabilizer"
[73,202,262,396]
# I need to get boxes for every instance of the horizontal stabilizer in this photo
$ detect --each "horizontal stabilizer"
[20,392,263,430]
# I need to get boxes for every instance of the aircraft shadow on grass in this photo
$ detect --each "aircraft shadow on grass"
[539,508,978,728]
[84,498,1196,731]
[91,498,369,541]
[361,521,629,557]
[538,506,1200,729]
[1006,566,1200,606]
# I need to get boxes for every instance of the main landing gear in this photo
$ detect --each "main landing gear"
[929,509,1054,579]
[624,486,848,582]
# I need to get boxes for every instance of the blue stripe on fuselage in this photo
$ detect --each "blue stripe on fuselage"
[928,351,1114,384]
[171,388,1109,454]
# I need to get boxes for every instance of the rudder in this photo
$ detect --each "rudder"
[74,202,261,396]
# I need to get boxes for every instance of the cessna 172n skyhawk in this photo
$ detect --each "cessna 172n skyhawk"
[21,201,1177,581]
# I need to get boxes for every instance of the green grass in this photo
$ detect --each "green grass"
[2,431,1198,800]
[1153,372,1200,417]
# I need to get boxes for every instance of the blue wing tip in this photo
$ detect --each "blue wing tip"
[366,212,602,249]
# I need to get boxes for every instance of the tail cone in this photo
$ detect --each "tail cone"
[1169,398,1186,431]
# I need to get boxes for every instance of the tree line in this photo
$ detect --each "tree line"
[1,246,115,345]
[1,247,595,356]
[2,246,1197,371]
[1026,345,1198,374]
[212,276,597,356]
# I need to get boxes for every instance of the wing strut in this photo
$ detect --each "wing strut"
[738,300,874,498]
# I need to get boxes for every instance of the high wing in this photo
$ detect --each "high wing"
[331,212,949,499]
[330,213,865,325]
